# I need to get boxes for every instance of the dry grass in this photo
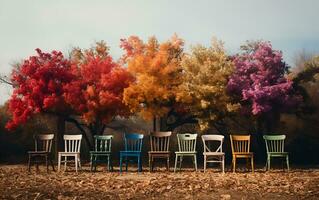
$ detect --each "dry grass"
[0,164,318,199]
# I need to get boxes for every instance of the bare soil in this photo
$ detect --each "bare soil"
[0,164,318,199]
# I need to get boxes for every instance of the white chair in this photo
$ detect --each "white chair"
[202,135,225,173]
[58,135,82,172]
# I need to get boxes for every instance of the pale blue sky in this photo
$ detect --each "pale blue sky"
[1,0,319,105]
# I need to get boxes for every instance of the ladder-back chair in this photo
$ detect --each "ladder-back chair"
[90,135,113,172]
[263,135,289,171]
[174,133,198,172]
[58,134,82,172]
[148,131,172,172]
[230,135,254,172]
[27,134,55,173]
[119,133,144,173]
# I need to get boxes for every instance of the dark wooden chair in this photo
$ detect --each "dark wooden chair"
[148,131,172,172]
[28,134,55,173]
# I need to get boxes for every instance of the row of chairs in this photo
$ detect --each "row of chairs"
[27,132,290,173]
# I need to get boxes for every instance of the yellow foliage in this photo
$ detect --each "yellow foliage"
[177,38,240,130]
[123,35,184,120]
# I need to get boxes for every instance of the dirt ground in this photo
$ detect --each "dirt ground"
[0,164,318,200]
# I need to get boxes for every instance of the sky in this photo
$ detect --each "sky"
[0,0,319,105]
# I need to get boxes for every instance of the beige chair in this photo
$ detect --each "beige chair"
[148,131,172,171]
[28,134,55,172]
[202,135,225,173]
[58,135,82,172]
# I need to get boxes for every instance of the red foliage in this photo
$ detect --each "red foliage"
[6,49,74,130]
[63,53,134,124]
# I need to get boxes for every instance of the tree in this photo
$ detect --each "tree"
[121,35,187,130]
[177,38,240,131]
[6,49,75,130]
[6,42,133,148]
[227,41,302,131]
[64,41,134,136]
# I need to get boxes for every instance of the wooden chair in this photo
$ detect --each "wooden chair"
[263,135,289,171]
[119,133,144,173]
[202,134,225,173]
[230,135,254,172]
[90,135,113,172]
[174,133,198,172]
[27,134,55,173]
[58,135,82,172]
[148,131,172,172]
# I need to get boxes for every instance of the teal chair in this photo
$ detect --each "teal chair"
[90,135,113,171]
[119,133,144,173]
[174,133,198,172]
[263,135,289,171]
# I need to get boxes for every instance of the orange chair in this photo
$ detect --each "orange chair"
[230,135,254,172]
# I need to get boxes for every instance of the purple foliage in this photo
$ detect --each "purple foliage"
[227,41,302,115]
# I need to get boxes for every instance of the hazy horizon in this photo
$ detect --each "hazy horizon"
[1,0,319,105]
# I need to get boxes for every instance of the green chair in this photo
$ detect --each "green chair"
[263,135,289,171]
[90,135,113,171]
[174,133,198,172]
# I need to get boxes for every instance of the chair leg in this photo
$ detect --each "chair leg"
[94,155,97,171]
[174,155,178,172]
[222,156,225,173]
[125,156,128,172]
[251,156,254,173]
[58,154,61,172]
[49,156,55,171]
[194,155,198,171]
[267,156,271,171]
[149,155,152,172]
[78,156,82,170]
[232,157,236,173]
[90,155,93,172]
[64,156,67,171]
[75,155,78,173]
[28,154,32,172]
[138,155,141,173]
[179,156,183,171]
[151,157,154,172]
[36,156,39,171]
[107,155,110,171]
[119,155,123,173]
[167,157,170,171]
[203,155,207,172]
[45,155,49,173]
[286,155,290,172]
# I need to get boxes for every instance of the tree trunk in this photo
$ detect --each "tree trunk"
[54,116,65,162]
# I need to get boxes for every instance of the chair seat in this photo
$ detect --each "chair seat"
[120,151,142,156]
[175,151,197,155]
[148,151,170,154]
[28,151,49,155]
[268,152,288,157]
[233,152,253,158]
[90,151,111,155]
[203,152,225,156]
[58,152,80,156]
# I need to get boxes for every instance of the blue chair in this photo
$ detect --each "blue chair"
[119,133,144,173]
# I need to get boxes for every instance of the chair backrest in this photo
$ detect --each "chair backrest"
[230,135,251,153]
[201,134,224,153]
[34,134,54,152]
[263,134,286,153]
[150,131,172,152]
[124,133,144,152]
[177,133,197,152]
[94,135,113,152]
[64,134,82,153]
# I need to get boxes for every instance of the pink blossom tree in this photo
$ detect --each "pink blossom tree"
[228,41,302,133]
